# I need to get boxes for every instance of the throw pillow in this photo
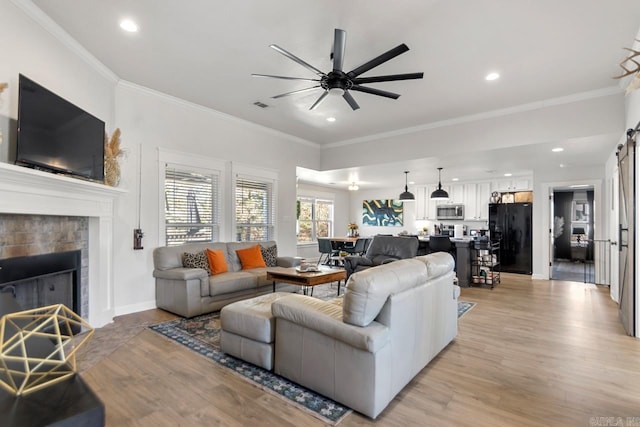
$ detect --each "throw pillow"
[236,245,266,270]
[206,249,228,275]
[260,244,278,267]
[182,251,211,275]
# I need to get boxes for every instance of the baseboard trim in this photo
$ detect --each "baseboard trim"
[531,273,547,280]
[115,300,157,317]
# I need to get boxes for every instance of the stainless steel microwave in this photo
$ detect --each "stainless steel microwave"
[436,204,465,220]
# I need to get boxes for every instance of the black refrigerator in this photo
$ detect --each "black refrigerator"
[488,203,532,274]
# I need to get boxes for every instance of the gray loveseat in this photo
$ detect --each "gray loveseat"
[153,241,299,317]
[271,252,459,418]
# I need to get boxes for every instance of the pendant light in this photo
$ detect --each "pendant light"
[430,167,449,200]
[399,171,415,201]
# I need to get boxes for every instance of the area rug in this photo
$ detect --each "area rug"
[149,311,351,425]
[148,291,475,425]
[458,300,476,318]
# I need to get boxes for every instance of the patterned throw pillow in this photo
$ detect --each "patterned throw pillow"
[182,251,211,275]
[260,244,278,267]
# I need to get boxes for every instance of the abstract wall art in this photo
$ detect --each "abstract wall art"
[362,199,403,226]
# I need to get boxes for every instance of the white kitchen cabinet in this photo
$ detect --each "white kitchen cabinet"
[464,183,478,220]
[415,185,437,220]
[464,182,491,220]
[476,182,491,220]
[448,183,464,204]
[491,177,531,192]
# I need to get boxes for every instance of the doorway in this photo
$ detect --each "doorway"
[551,188,595,283]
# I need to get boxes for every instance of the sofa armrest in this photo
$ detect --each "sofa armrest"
[152,267,208,281]
[276,256,301,268]
[272,295,390,353]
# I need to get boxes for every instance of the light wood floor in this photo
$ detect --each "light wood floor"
[81,274,640,426]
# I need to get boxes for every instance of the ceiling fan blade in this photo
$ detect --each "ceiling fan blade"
[270,44,326,77]
[332,29,347,72]
[350,85,400,99]
[347,44,410,78]
[252,74,320,82]
[309,91,329,110]
[342,91,360,110]
[353,72,424,84]
[272,86,320,99]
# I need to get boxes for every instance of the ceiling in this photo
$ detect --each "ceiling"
[30,0,640,188]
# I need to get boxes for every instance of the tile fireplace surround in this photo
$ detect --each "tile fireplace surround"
[0,162,125,327]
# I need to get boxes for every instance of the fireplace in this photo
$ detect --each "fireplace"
[0,250,81,315]
[0,162,123,327]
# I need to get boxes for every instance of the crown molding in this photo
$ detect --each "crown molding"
[117,80,318,148]
[11,0,119,84]
[324,86,623,149]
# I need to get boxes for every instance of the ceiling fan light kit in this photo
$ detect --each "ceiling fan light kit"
[399,171,415,201]
[430,167,449,200]
[253,28,424,111]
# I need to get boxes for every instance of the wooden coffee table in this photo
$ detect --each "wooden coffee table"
[267,267,347,296]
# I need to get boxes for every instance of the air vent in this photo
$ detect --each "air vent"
[253,101,269,108]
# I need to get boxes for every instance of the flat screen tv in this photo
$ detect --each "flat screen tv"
[16,74,105,182]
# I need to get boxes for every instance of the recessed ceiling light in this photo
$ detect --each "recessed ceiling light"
[452,178,459,181]
[504,173,512,177]
[326,117,336,122]
[120,19,139,32]
[552,147,564,152]
[409,181,416,185]
[485,72,500,81]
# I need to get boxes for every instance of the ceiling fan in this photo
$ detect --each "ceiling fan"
[252,28,424,111]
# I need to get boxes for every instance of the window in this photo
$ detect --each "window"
[235,175,276,241]
[164,165,220,246]
[297,196,333,243]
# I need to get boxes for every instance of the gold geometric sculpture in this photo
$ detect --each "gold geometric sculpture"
[0,304,94,396]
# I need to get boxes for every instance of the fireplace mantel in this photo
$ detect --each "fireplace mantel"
[0,162,125,327]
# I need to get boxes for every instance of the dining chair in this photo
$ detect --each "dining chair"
[344,238,368,256]
[317,238,338,265]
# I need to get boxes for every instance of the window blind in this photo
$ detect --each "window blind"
[235,175,275,241]
[165,165,220,246]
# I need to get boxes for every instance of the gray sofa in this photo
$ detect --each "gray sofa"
[271,252,459,418]
[344,235,419,278]
[153,241,299,317]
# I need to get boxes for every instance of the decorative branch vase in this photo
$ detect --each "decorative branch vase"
[104,128,123,187]
[104,157,120,187]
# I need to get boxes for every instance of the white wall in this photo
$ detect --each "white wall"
[0,0,115,163]
[112,83,321,314]
[321,92,624,171]
[348,186,417,236]
[0,1,322,317]
[295,182,350,261]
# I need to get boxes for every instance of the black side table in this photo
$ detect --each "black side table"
[0,292,105,426]
[0,374,105,427]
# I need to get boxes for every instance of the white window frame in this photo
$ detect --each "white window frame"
[232,163,278,242]
[297,191,334,244]
[158,148,226,246]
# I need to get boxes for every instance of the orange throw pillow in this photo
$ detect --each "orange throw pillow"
[236,245,266,270]
[206,249,228,275]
